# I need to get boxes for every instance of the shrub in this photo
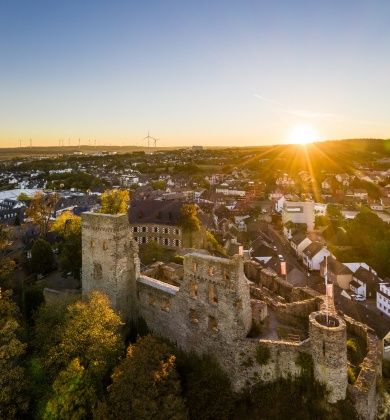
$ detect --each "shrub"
[255,344,271,365]
[296,352,313,377]
[348,366,357,384]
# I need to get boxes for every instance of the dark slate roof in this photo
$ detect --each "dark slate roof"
[291,231,307,246]
[303,241,324,258]
[353,266,379,285]
[320,256,352,276]
[129,200,183,226]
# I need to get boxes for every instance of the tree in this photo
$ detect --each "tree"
[43,358,97,420]
[151,180,167,190]
[176,352,234,420]
[26,192,59,237]
[31,239,55,275]
[100,189,130,215]
[48,292,124,385]
[140,240,167,265]
[0,289,29,418]
[95,335,187,420]
[51,212,82,278]
[17,192,32,202]
[179,204,201,232]
[0,225,15,286]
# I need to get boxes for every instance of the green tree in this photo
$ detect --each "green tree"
[51,212,82,279]
[31,239,55,274]
[95,335,187,420]
[177,352,234,420]
[100,189,130,215]
[17,192,32,202]
[151,180,167,190]
[44,358,97,420]
[179,204,201,232]
[0,225,15,286]
[0,289,29,418]
[140,240,167,265]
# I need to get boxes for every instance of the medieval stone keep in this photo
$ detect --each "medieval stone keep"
[81,212,381,420]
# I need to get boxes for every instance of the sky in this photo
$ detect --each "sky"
[0,0,389,147]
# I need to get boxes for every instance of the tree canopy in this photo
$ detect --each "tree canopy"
[31,239,55,275]
[100,189,130,215]
[25,192,59,237]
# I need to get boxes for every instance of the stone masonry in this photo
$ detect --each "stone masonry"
[81,212,381,418]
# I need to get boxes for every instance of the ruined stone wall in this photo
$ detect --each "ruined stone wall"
[344,315,381,420]
[233,338,311,390]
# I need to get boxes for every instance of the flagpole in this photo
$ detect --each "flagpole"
[325,255,329,325]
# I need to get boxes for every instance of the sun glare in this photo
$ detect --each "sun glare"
[288,124,321,145]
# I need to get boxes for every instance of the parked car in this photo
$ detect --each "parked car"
[354,295,366,302]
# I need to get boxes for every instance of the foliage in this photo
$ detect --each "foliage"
[0,225,15,285]
[205,231,226,256]
[51,211,82,278]
[296,352,313,378]
[255,344,271,365]
[51,211,81,239]
[0,289,29,418]
[139,240,168,265]
[236,376,358,420]
[347,366,357,384]
[31,238,55,274]
[179,204,201,232]
[17,191,32,201]
[170,254,184,264]
[48,172,104,191]
[26,192,59,237]
[47,292,124,385]
[326,204,342,219]
[95,335,187,420]
[151,180,167,190]
[100,189,130,215]
[44,358,97,420]
[176,351,234,420]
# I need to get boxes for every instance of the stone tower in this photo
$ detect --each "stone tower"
[309,311,348,403]
[81,212,140,321]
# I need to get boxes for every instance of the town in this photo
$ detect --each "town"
[1,139,390,419]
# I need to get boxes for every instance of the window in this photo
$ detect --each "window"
[190,309,199,325]
[192,262,198,273]
[164,227,169,234]
[208,266,215,277]
[90,240,94,248]
[134,226,138,233]
[208,284,218,305]
[102,241,108,250]
[142,237,146,244]
[161,298,171,312]
[93,262,102,281]
[189,280,198,298]
[175,229,180,235]
[154,226,158,233]
[164,238,169,246]
[142,226,147,233]
[208,316,219,332]
[175,239,180,247]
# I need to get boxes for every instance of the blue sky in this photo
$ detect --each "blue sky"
[0,0,389,146]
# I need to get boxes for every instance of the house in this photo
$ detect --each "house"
[377,282,390,318]
[129,200,183,248]
[349,266,380,299]
[302,242,330,270]
[319,256,353,290]
[282,201,315,232]
[290,231,312,258]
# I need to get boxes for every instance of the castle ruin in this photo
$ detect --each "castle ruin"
[81,212,381,419]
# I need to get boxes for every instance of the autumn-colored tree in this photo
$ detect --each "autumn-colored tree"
[51,211,81,239]
[31,238,55,274]
[0,225,15,285]
[95,335,187,420]
[48,292,124,384]
[26,192,59,237]
[0,289,29,418]
[100,189,130,215]
[43,358,97,420]
[179,204,200,232]
[51,211,82,278]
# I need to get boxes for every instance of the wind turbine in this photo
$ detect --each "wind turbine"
[143,131,158,150]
